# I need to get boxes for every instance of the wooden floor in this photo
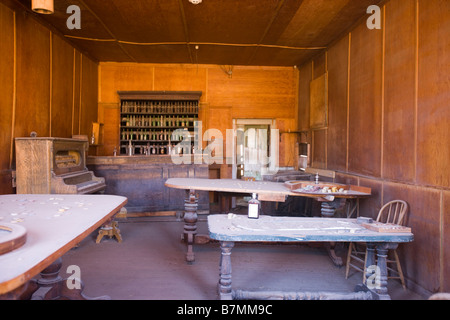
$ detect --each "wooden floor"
[53,215,425,301]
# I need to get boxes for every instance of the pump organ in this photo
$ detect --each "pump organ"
[15,137,106,194]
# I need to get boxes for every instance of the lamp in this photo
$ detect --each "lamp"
[32,0,54,14]
[189,0,202,4]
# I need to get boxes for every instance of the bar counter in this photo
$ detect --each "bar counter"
[87,155,209,214]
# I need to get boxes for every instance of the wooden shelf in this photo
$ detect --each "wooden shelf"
[118,91,202,155]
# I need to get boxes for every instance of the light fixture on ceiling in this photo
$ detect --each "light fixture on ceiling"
[189,0,203,5]
[32,0,54,14]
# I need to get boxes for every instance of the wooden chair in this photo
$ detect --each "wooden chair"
[345,200,409,289]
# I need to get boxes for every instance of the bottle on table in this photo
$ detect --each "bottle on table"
[248,193,260,219]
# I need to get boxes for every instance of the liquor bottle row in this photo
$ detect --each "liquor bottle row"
[121,100,199,114]
[122,115,198,128]
[121,129,194,142]
[124,143,199,156]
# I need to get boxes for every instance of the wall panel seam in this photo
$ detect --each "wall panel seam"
[9,11,16,170]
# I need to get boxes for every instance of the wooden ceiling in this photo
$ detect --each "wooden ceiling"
[15,0,382,66]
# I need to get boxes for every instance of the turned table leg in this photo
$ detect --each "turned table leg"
[374,243,394,300]
[364,243,376,286]
[218,241,235,300]
[37,258,110,300]
[358,242,395,300]
[183,189,198,263]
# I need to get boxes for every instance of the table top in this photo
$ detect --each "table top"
[165,178,371,201]
[208,214,414,243]
[0,194,127,295]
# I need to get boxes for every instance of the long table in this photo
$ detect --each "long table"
[208,214,414,300]
[164,178,371,263]
[0,194,127,299]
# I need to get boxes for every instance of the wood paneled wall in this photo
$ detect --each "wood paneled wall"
[98,63,298,168]
[298,0,450,295]
[0,2,99,194]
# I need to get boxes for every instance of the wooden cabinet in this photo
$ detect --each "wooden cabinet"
[118,91,202,156]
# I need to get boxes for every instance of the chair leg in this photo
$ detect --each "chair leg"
[363,249,367,284]
[393,250,406,289]
[345,243,353,279]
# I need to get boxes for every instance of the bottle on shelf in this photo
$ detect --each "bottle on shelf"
[120,97,199,155]
[126,140,134,156]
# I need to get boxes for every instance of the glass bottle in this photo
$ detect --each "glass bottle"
[248,193,260,219]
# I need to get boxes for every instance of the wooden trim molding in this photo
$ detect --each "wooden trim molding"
[118,91,203,101]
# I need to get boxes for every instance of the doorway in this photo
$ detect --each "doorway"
[232,118,279,180]
[231,119,278,209]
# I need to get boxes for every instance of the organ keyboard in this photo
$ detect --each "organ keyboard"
[15,137,106,194]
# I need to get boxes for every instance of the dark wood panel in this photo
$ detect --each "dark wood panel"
[51,34,74,138]
[357,177,383,220]
[79,55,98,137]
[334,172,359,187]
[0,3,14,171]
[417,0,450,188]
[383,182,441,292]
[72,50,81,135]
[99,104,120,156]
[15,11,51,138]
[383,0,416,182]
[348,20,383,177]
[312,53,326,79]
[326,35,349,171]
[311,129,326,169]
[297,62,312,131]
[0,171,14,194]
